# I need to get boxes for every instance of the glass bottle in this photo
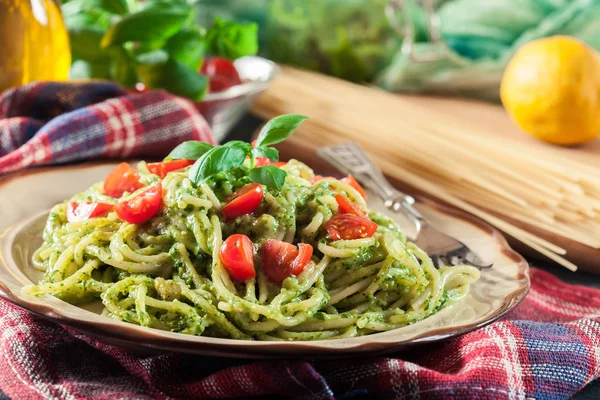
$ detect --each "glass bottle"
[0,0,71,93]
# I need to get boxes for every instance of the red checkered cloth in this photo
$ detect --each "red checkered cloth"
[0,81,215,175]
[0,82,599,399]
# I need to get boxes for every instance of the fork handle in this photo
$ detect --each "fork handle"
[317,143,425,233]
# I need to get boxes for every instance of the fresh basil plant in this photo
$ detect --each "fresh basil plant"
[60,0,258,101]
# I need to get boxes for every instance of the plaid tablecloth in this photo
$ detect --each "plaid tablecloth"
[1,82,599,400]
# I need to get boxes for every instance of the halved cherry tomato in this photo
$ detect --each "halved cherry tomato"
[341,175,366,199]
[115,184,162,224]
[254,158,287,168]
[103,162,145,198]
[147,159,195,179]
[335,194,366,217]
[325,214,378,241]
[309,175,326,184]
[254,157,272,167]
[222,183,263,221]
[66,202,114,223]
[261,240,313,282]
[220,234,255,282]
[201,57,242,84]
[251,139,258,148]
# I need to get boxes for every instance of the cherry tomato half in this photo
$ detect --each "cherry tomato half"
[325,214,378,241]
[103,162,145,198]
[66,202,114,223]
[220,234,256,282]
[254,158,287,168]
[115,184,162,224]
[201,57,242,84]
[335,194,366,218]
[222,183,263,221]
[254,157,272,167]
[261,239,313,283]
[341,175,367,199]
[147,159,195,179]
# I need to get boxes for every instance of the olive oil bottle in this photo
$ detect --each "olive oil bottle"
[0,0,71,93]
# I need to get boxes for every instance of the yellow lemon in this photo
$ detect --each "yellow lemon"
[500,36,600,145]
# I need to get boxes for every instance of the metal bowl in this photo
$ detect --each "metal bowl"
[197,56,280,142]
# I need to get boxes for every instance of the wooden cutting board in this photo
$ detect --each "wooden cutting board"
[251,73,600,274]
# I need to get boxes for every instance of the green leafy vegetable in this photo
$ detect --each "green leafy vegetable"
[251,146,279,161]
[60,0,258,101]
[166,141,214,161]
[249,166,287,191]
[137,59,208,101]
[188,146,248,185]
[165,29,206,70]
[255,114,308,147]
[101,6,193,48]
[206,18,259,60]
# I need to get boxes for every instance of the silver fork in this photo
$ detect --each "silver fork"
[317,142,492,269]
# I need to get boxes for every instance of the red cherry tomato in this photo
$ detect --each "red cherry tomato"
[103,162,145,198]
[335,194,366,218]
[207,75,238,92]
[222,183,263,221]
[325,214,378,241]
[220,234,256,282]
[147,159,195,179]
[254,158,287,168]
[66,202,114,223]
[309,175,325,184]
[254,157,272,167]
[251,139,258,148]
[201,57,242,84]
[341,175,367,199]
[261,240,313,282]
[115,184,162,224]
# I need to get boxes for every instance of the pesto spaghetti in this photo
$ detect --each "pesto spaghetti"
[25,115,480,341]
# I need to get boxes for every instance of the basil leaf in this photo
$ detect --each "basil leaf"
[206,18,258,60]
[69,27,110,62]
[101,5,193,47]
[249,166,288,191]
[251,146,279,161]
[255,114,308,147]
[137,58,208,101]
[165,141,214,161]
[188,145,247,185]
[135,49,169,64]
[63,11,111,62]
[223,140,252,152]
[165,28,206,71]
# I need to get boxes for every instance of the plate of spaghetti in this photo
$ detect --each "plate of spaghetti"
[0,115,529,358]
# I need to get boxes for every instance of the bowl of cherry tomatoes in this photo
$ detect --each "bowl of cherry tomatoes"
[197,55,280,142]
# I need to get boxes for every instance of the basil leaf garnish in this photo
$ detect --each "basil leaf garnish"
[165,141,214,161]
[254,114,308,147]
[188,145,247,185]
[249,165,287,191]
[251,146,279,161]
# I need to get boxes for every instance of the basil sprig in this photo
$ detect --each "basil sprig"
[164,114,307,190]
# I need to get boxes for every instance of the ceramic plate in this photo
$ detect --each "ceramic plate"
[0,163,529,358]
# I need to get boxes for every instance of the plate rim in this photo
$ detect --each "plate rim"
[0,162,530,358]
